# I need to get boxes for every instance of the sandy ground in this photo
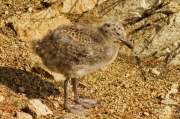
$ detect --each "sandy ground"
[0,1,179,119]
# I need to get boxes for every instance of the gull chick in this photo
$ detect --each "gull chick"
[33,21,133,116]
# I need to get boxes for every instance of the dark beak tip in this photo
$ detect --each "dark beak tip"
[120,39,133,49]
[129,44,134,49]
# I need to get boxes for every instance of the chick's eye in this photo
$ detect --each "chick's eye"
[116,32,120,35]
[107,24,111,27]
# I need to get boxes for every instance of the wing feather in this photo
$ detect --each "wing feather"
[59,25,105,46]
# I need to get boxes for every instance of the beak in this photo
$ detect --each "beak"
[120,39,133,49]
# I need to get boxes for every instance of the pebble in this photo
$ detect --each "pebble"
[0,96,5,102]
[26,99,53,118]
[151,68,160,76]
[4,11,9,15]
[28,7,33,12]
[16,112,33,119]
[143,112,149,116]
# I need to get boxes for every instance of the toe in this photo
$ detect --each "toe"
[67,105,87,116]
[79,99,97,109]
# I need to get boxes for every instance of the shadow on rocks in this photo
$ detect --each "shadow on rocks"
[0,67,60,98]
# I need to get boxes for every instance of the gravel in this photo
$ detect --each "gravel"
[0,1,179,119]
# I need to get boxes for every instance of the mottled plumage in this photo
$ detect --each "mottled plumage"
[33,21,133,116]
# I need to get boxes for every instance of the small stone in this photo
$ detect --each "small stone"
[161,98,178,105]
[16,112,33,119]
[159,93,166,99]
[16,11,22,14]
[165,48,171,53]
[26,99,53,118]
[4,11,9,15]
[159,106,172,119]
[28,7,33,12]
[151,68,160,76]
[53,102,59,109]
[143,112,149,116]
[169,83,179,94]
[0,95,5,102]
[125,73,130,77]
[24,66,31,72]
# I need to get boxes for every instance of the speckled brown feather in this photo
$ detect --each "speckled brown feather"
[60,25,106,45]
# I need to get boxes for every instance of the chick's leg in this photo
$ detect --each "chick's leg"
[72,78,97,109]
[64,77,85,116]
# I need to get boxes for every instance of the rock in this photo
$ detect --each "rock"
[165,83,178,99]
[135,10,180,57]
[26,99,53,118]
[161,83,178,105]
[155,1,180,13]
[16,112,33,119]
[169,83,178,94]
[127,1,180,65]
[161,98,178,105]
[159,106,172,119]
[78,0,170,24]
[168,47,180,66]
[7,7,71,41]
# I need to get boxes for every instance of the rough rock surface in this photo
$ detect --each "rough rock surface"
[62,0,107,14]
[0,0,179,118]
